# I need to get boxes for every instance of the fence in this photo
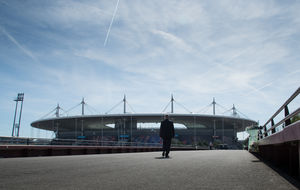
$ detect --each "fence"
[259,87,300,139]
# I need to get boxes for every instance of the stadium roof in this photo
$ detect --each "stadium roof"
[31,113,257,132]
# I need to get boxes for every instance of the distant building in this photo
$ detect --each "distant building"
[31,113,257,147]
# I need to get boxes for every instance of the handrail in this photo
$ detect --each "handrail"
[260,87,300,139]
[264,107,300,135]
[263,87,300,127]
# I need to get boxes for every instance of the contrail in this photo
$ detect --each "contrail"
[244,69,300,99]
[0,26,37,62]
[103,0,120,47]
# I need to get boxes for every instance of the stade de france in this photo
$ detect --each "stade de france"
[31,95,257,148]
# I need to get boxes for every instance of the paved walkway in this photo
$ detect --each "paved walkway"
[0,150,297,190]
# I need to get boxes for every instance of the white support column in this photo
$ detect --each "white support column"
[123,95,126,114]
[232,104,237,116]
[55,104,60,118]
[213,98,216,115]
[81,98,85,116]
[171,94,174,113]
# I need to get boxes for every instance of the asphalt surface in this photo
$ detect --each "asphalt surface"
[0,150,298,190]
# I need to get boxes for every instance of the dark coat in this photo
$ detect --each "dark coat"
[160,119,175,140]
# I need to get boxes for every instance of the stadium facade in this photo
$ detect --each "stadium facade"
[31,113,257,147]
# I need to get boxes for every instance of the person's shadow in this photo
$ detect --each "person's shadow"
[155,156,171,159]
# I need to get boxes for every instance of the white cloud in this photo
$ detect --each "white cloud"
[219,0,280,20]
[151,29,194,53]
[0,0,300,137]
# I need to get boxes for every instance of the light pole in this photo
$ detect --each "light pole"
[11,93,24,137]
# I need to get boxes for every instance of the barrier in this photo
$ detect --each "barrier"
[257,87,300,177]
[0,145,196,158]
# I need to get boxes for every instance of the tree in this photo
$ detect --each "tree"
[291,113,300,123]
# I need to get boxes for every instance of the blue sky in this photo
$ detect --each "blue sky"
[0,0,299,138]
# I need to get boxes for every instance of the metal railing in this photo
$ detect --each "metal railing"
[259,87,300,139]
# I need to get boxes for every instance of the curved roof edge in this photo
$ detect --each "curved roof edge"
[31,113,257,128]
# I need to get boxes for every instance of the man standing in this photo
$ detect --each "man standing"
[160,115,175,158]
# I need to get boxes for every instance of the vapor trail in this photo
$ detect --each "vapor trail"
[0,26,37,62]
[244,69,300,99]
[103,0,120,47]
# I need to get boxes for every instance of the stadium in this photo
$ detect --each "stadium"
[31,96,257,148]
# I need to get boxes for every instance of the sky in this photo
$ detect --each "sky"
[0,0,299,138]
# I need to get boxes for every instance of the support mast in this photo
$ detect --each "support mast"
[11,101,18,136]
[212,97,216,115]
[11,93,24,137]
[232,104,237,116]
[55,104,60,117]
[81,98,85,115]
[171,94,174,113]
[123,95,126,114]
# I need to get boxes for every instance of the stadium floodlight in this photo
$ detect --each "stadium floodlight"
[12,93,25,137]
[16,93,24,101]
